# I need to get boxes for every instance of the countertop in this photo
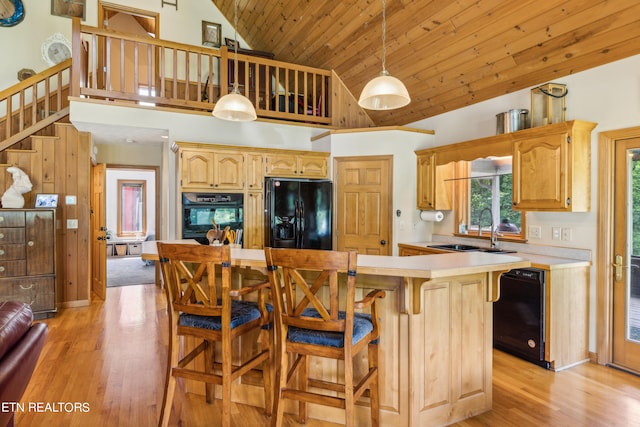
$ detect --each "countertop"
[398,241,591,270]
[142,240,531,279]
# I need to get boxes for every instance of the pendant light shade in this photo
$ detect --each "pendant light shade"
[213,0,257,121]
[358,0,410,110]
[358,71,410,110]
[213,90,258,121]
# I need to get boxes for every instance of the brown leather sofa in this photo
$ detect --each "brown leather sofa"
[0,301,48,427]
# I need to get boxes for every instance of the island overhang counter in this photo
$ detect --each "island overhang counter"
[142,243,530,426]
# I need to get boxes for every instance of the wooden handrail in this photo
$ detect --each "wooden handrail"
[0,59,71,147]
[75,20,331,124]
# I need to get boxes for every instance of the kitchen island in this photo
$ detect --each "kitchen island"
[143,242,530,426]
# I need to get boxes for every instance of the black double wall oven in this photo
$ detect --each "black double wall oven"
[182,192,243,245]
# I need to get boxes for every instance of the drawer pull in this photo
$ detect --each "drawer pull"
[0,233,4,239]
[0,216,4,222]
[19,283,34,290]
[0,266,4,272]
[0,250,4,256]
[28,241,34,247]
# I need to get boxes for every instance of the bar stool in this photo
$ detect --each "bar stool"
[157,243,272,427]
[264,247,385,427]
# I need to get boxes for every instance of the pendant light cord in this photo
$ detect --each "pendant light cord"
[233,0,239,92]
[381,0,387,75]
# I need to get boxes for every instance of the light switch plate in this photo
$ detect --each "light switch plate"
[65,195,77,205]
[528,225,541,239]
[67,219,78,229]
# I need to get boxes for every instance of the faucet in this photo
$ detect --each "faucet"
[478,208,497,248]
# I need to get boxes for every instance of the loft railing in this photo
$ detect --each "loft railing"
[70,18,331,125]
[0,60,71,151]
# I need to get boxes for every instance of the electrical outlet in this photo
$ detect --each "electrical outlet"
[562,227,572,241]
[552,226,561,240]
[528,225,541,239]
[67,219,78,229]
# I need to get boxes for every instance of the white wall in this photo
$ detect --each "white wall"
[321,130,437,254]
[105,168,156,240]
[0,0,243,89]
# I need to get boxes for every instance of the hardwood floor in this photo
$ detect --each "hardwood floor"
[18,284,640,427]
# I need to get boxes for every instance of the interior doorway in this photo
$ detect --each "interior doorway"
[104,166,159,288]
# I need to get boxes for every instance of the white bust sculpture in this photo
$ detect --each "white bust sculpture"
[2,166,33,208]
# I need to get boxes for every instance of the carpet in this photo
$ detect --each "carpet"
[107,256,156,287]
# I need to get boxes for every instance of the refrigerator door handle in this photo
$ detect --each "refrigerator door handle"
[299,200,304,248]
[294,200,300,247]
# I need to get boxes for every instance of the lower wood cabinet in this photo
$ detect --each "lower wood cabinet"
[0,209,56,317]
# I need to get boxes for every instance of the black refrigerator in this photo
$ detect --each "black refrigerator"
[265,178,332,249]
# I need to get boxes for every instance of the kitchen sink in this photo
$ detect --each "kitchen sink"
[477,248,517,254]
[428,244,516,254]
[428,244,481,251]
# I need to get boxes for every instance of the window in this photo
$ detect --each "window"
[117,180,146,237]
[461,158,526,241]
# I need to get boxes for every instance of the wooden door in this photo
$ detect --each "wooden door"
[98,3,159,93]
[612,138,640,372]
[91,163,107,300]
[335,156,392,255]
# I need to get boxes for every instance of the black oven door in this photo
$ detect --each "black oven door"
[182,193,243,244]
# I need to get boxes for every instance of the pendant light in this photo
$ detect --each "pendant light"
[358,0,410,110]
[213,0,257,121]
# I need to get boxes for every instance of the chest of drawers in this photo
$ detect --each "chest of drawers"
[0,209,56,317]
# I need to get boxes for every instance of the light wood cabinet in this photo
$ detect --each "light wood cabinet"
[0,209,56,318]
[265,153,329,178]
[180,149,245,190]
[410,273,491,425]
[243,192,264,249]
[415,120,596,212]
[180,149,214,189]
[512,120,595,211]
[398,243,446,256]
[415,152,453,210]
[544,265,590,370]
[246,153,264,191]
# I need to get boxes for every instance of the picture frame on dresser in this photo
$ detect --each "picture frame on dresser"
[35,194,58,208]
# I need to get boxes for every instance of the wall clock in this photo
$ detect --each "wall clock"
[0,0,25,27]
[41,33,72,66]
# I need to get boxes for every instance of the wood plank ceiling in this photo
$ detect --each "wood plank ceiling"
[213,0,640,127]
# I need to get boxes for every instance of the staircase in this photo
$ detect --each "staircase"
[0,65,92,308]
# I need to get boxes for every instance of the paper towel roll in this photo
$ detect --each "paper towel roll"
[420,210,444,222]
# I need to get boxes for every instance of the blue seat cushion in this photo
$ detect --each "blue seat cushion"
[179,300,272,331]
[287,308,375,348]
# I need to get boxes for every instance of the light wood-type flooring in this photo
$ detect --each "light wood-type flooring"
[17,284,640,427]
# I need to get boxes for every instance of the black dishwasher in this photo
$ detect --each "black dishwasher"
[493,268,550,369]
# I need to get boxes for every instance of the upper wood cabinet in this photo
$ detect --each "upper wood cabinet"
[416,152,453,210]
[265,153,329,178]
[180,149,245,190]
[512,120,596,212]
[415,120,596,212]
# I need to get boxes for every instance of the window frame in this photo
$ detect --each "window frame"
[454,161,527,243]
[117,179,147,238]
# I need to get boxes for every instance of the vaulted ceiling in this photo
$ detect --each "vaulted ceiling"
[213,0,640,127]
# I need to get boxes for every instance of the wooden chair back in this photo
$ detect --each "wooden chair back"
[264,247,358,341]
[158,243,230,318]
